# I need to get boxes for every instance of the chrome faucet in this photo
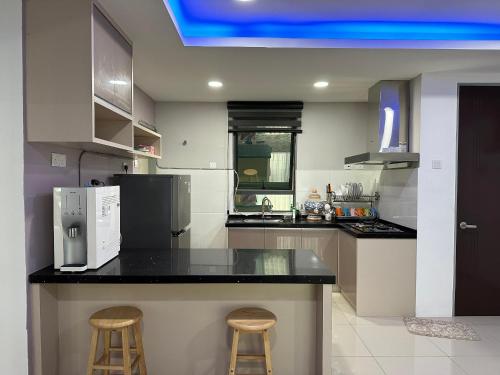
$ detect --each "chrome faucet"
[261,197,273,218]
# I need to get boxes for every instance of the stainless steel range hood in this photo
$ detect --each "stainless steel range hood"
[345,152,420,169]
[345,80,420,169]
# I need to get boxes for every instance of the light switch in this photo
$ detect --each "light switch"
[432,160,443,169]
[51,153,66,168]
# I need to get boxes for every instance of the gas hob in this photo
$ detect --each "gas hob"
[345,222,404,234]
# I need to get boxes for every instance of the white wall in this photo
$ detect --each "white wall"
[296,103,381,204]
[416,71,500,317]
[0,0,29,373]
[24,143,131,273]
[155,103,229,248]
[155,102,383,248]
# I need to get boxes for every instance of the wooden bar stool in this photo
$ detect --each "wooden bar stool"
[226,307,277,375]
[86,306,147,375]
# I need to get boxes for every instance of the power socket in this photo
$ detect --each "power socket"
[51,153,66,168]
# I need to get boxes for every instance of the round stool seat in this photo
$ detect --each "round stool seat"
[89,306,143,329]
[226,307,277,332]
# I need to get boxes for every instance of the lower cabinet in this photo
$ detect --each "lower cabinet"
[338,230,417,317]
[301,229,339,279]
[228,228,265,249]
[228,228,339,283]
[338,230,357,308]
[264,228,302,250]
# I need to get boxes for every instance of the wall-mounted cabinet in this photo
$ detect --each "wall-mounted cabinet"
[132,86,162,159]
[26,0,134,157]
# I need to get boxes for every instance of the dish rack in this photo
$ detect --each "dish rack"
[328,191,380,208]
[326,192,380,221]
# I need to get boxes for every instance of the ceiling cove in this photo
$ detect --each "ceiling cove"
[163,0,500,49]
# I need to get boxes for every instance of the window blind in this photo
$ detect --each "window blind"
[228,101,303,133]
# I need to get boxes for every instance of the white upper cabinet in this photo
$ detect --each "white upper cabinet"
[93,5,133,114]
[133,86,155,128]
[26,0,134,156]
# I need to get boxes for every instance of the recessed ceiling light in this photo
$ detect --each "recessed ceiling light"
[314,81,329,88]
[236,0,254,2]
[208,81,223,88]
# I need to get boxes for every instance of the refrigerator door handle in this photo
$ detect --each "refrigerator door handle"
[172,229,186,237]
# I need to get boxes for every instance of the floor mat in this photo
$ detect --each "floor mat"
[403,317,481,341]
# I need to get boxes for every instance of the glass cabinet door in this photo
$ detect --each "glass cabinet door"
[93,5,132,114]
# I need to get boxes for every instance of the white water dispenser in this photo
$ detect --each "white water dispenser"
[53,186,120,272]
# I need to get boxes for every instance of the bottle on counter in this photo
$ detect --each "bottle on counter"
[290,204,297,223]
[324,203,333,222]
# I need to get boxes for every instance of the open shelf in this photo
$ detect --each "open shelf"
[133,123,161,159]
[133,149,162,159]
[133,123,161,138]
[94,97,133,152]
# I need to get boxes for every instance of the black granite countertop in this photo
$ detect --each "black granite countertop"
[226,215,341,229]
[28,248,336,285]
[226,215,417,239]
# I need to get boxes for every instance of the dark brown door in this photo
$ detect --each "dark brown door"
[455,86,500,316]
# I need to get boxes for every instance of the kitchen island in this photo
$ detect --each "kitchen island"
[29,248,335,375]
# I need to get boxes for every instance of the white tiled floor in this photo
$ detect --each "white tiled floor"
[331,292,500,375]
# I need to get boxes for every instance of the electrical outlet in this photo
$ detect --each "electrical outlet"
[51,153,66,168]
[209,162,217,169]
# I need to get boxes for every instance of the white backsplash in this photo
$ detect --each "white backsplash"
[376,168,418,229]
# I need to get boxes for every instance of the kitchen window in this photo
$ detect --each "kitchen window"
[228,101,303,212]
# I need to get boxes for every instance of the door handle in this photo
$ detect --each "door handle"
[459,222,478,230]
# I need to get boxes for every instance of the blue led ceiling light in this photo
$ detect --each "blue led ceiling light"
[164,0,500,48]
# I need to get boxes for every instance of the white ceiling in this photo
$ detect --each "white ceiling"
[101,0,500,102]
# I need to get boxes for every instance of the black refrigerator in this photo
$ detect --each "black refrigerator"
[114,174,191,249]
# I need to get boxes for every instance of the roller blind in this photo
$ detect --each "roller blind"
[228,101,303,133]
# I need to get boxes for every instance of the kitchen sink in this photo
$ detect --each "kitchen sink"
[243,218,285,224]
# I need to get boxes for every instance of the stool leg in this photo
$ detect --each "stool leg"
[103,330,111,375]
[134,322,148,375]
[86,328,99,375]
[262,329,273,375]
[121,327,132,375]
[228,328,239,375]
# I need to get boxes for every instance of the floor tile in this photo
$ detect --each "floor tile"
[427,335,500,357]
[452,356,500,375]
[332,357,385,375]
[455,316,500,326]
[332,325,372,357]
[354,326,447,357]
[376,357,467,375]
[333,306,351,326]
[348,316,405,327]
[469,325,500,343]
